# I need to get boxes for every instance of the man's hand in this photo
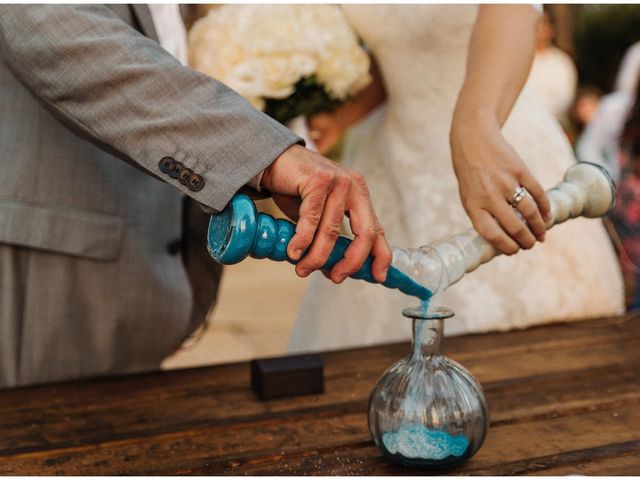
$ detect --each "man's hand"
[260,145,392,283]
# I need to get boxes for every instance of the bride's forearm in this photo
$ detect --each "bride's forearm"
[308,57,386,154]
[448,5,550,257]
[453,5,539,129]
[331,57,386,130]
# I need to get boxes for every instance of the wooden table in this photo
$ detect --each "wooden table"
[1,314,639,475]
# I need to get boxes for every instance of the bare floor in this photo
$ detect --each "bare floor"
[162,258,310,369]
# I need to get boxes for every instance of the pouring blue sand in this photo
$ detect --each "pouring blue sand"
[382,424,469,460]
[323,237,433,301]
[207,194,433,301]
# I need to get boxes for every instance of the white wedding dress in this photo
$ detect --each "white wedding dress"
[289,5,624,353]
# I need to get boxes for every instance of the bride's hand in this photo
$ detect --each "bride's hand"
[308,111,348,155]
[308,57,387,155]
[450,115,551,255]
[451,6,549,255]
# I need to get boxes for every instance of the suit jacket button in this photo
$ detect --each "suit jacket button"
[187,173,205,192]
[168,161,183,179]
[159,156,174,173]
[178,167,193,185]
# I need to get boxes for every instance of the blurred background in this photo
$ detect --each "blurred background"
[163,4,640,370]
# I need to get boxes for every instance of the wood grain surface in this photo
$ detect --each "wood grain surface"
[0,314,638,475]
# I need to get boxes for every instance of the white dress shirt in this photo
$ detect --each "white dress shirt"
[148,4,188,66]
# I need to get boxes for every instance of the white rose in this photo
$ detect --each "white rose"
[317,47,372,100]
[188,4,372,109]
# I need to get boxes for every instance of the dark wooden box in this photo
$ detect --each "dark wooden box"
[250,353,324,400]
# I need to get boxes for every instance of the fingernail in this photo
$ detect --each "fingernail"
[381,267,389,281]
[290,248,303,260]
[298,267,309,277]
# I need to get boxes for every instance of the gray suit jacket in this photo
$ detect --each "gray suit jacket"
[0,5,300,386]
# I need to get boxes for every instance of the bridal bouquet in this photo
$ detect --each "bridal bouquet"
[188,5,372,124]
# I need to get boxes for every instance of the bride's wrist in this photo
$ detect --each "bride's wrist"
[451,103,500,138]
[332,101,364,131]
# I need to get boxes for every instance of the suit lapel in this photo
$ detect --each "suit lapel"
[131,5,159,42]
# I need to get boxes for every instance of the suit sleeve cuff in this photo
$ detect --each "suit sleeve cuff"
[247,170,264,192]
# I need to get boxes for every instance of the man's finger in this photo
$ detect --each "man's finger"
[295,175,350,277]
[328,222,374,283]
[370,227,392,283]
[328,172,382,281]
[287,187,328,261]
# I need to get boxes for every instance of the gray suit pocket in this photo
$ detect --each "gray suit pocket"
[0,198,124,261]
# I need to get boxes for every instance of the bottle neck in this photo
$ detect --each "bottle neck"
[411,318,443,359]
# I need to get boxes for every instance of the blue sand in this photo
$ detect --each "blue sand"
[386,267,433,302]
[321,237,433,301]
[420,299,430,312]
[382,424,469,460]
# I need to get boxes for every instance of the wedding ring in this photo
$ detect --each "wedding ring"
[510,186,528,208]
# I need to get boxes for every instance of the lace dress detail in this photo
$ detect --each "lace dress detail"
[289,5,624,353]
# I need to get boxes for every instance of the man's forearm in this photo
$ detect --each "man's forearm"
[0,4,300,211]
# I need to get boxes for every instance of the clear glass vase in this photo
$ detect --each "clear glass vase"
[368,306,489,469]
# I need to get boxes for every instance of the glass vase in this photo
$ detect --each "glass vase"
[368,306,489,469]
